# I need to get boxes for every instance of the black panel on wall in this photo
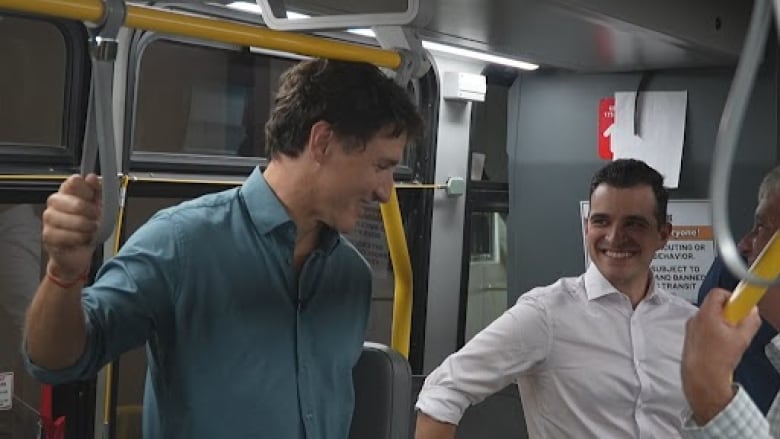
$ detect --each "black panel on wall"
[506,55,778,304]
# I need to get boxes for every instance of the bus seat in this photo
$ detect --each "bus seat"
[350,342,412,439]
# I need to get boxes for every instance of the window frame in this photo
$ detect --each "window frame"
[125,29,418,178]
[0,13,89,171]
[125,31,278,175]
[457,180,509,349]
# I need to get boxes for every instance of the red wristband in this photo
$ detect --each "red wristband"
[46,268,88,289]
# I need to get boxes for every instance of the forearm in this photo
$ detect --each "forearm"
[415,412,456,439]
[24,276,87,370]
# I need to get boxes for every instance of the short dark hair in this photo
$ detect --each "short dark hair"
[265,59,423,158]
[589,159,669,226]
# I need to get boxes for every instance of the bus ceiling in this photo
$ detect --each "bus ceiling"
[235,0,750,72]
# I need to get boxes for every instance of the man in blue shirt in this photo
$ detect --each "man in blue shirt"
[23,59,423,438]
[692,165,780,416]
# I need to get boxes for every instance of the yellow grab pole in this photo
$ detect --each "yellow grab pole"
[723,231,780,324]
[380,186,412,358]
[0,0,402,69]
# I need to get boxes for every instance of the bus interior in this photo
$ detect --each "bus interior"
[0,0,775,437]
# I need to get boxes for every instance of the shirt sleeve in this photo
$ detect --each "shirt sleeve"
[24,212,182,384]
[415,293,551,425]
[682,386,771,439]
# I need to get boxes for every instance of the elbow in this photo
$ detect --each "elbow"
[415,411,457,439]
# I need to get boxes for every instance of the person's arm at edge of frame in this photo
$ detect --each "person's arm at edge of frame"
[681,288,768,437]
[24,175,100,370]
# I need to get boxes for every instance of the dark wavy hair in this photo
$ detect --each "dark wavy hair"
[589,159,669,226]
[265,59,423,158]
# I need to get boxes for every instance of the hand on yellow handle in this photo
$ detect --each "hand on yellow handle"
[723,231,780,325]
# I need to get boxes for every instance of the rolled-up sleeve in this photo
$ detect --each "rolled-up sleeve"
[415,294,551,424]
[24,212,182,384]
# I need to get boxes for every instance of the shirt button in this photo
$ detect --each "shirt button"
[305,413,313,421]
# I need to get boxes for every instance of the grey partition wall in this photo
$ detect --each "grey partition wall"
[506,56,779,303]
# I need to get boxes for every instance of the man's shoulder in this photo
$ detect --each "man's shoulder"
[147,188,241,232]
[516,275,583,306]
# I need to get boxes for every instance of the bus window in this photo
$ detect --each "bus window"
[0,15,66,148]
[464,211,508,342]
[461,70,512,343]
[130,38,297,161]
[0,203,44,438]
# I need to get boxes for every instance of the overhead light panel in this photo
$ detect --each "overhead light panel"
[347,29,537,70]
[226,1,308,19]
[421,41,538,71]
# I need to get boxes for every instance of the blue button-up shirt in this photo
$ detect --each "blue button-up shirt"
[25,168,373,438]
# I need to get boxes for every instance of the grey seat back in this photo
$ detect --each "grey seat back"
[350,342,412,439]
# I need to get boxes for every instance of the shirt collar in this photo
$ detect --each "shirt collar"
[583,262,666,305]
[239,167,341,253]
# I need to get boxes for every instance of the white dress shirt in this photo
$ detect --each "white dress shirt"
[416,264,696,438]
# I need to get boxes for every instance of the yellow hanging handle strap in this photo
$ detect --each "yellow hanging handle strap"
[723,231,780,324]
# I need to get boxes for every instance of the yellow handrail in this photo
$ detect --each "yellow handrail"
[723,231,780,324]
[380,187,413,358]
[0,0,402,69]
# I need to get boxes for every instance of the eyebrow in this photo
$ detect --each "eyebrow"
[588,213,653,224]
[625,215,651,224]
[588,213,608,221]
[377,158,400,167]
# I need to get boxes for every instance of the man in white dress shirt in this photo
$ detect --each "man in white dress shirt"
[415,159,697,438]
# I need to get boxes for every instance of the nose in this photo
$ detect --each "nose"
[606,224,627,244]
[374,173,394,204]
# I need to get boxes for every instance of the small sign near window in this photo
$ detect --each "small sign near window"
[0,372,13,410]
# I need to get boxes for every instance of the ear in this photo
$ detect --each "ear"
[307,121,334,164]
[657,222,672,249]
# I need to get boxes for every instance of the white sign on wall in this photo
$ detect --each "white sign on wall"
[580,199,715,303]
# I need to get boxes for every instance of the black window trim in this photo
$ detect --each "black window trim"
[456,181,509,349]
[0,12,89,171]
[125,24,416,178]
[125,30,265,175]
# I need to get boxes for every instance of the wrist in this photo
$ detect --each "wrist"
[46,263,89,289]
[690,382,735,426]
